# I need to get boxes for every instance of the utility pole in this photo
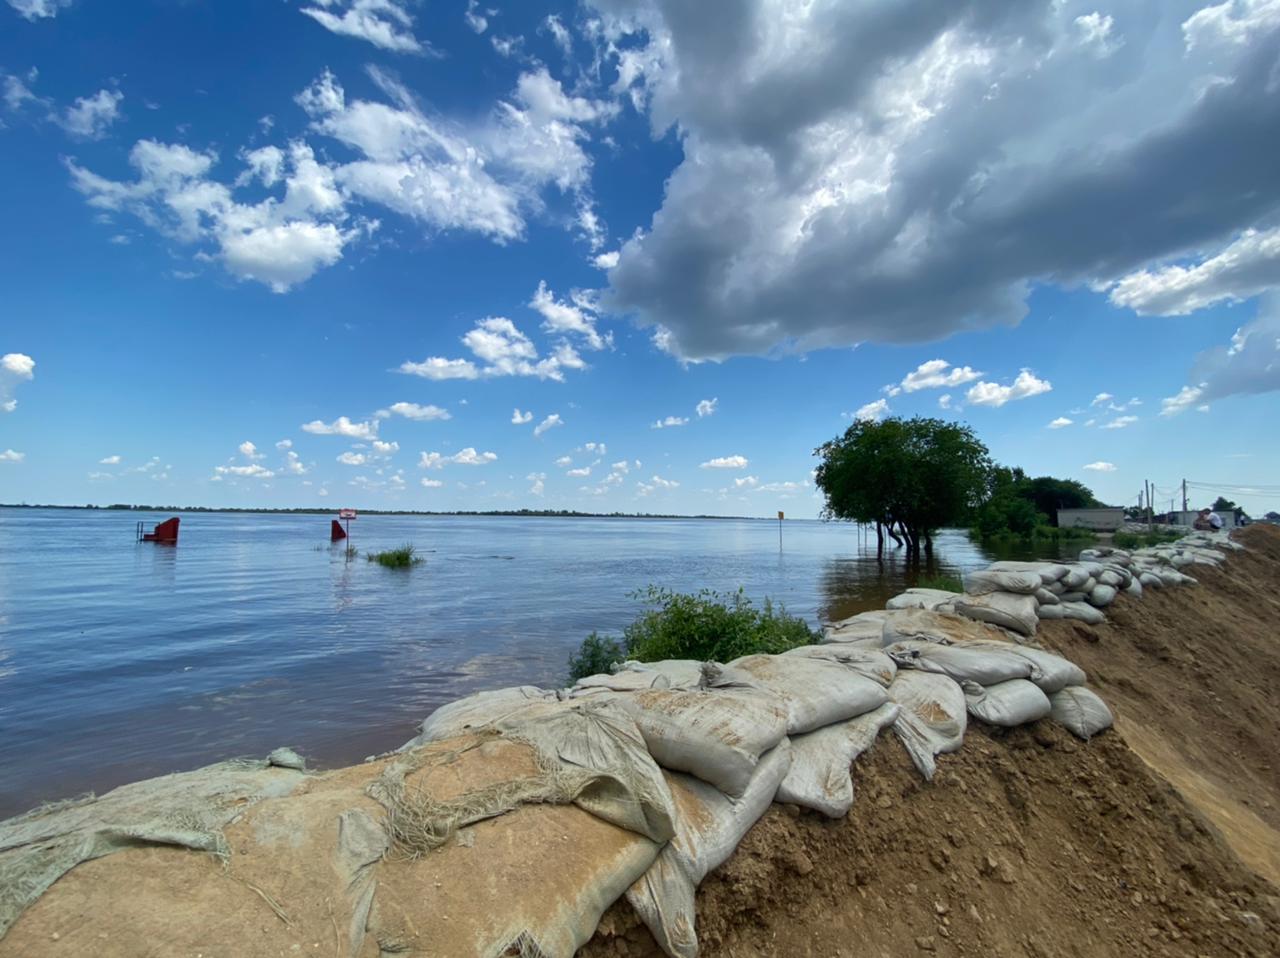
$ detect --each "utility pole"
[1145,480,1153,530]
[1182,479,1188,513]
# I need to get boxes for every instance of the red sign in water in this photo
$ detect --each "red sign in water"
[339,508,357,520]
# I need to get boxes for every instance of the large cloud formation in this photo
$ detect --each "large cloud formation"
[588,0,1280,360]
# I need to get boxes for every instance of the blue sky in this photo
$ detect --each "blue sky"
[2,0,1279,517]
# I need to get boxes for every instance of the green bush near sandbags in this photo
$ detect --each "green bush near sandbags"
[567,586,818,682]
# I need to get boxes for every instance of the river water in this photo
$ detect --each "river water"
[0,508,1071,817]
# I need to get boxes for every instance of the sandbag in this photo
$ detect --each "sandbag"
[604,687,788,797]
[880,607,1015,647]
[1049,686,1114,740]
[709,655,888,734]
[1139,572,1163,588]
[1058,591,1088,603]
[1035,587,1060,605]
[1061,566,1090,590]
[885,640,1033,686]
[886,588,960,611]
[1088,583,1118,608]
[496,705,677,843]
[0,758,307,941]
[888,671,967,781]
[570,670,671,697]
[1124,575,1143,598]
[781,644,898,687]
[1098,569,1124,588]
[963,679,1051,727]
[1058,601,1106,625]
[616,659,705,690]
[776,703,900,817]
[954,591,1039,637]
[1036,603,1066,620]
[625,743,792,958]
[409,686,563,745]
[987,561,1069,584]
[996,643,1087,693]
[963,569,1041,595]
[823,610,893,643]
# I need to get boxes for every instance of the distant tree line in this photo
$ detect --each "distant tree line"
[0,503,757,521]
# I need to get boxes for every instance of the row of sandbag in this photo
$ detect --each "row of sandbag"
[403,607,1114,958]
[876,530,1235,638]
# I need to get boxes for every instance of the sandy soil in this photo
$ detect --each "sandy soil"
[583,525,1280,957]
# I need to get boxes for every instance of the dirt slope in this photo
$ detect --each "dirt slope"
[583,526,1280,957]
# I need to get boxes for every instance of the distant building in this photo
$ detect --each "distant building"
[1057,507,1125,531]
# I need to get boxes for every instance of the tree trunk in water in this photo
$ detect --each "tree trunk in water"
[875,520,884,558]
[886,520,903,548]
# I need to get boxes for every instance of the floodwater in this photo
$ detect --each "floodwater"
[0,508,1073,817]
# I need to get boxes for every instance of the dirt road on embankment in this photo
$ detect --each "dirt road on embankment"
[583,525,1280,958]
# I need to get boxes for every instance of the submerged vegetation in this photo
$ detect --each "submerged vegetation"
[567,586,818,682]
[1113,529,1181,549]
[366,544,423,568]
[913,573,963,593]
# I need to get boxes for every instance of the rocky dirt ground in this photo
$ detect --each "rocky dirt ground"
[582,525,1280,958]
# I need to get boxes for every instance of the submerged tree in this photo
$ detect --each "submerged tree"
[814,416,991,558]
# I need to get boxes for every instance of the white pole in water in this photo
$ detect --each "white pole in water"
[778,510,784,550]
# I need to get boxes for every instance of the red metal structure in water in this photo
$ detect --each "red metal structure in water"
[137,517,180,543]
[330,519,347,541]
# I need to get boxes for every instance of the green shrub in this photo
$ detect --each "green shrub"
[366,544,423,568]
[567,632,629,683]
[566,586,818,683]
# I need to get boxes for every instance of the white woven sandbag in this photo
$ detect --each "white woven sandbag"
[1139,572,1163,588]
[1035,587,1061,605]
[885,640,1034,686]
[888,671,967,781]
[962,679,1051,727]
[954,591,1039,637]
[886,588,960,611]
[570,670,672,698]
[781,644,898,687]
[408,686,564,745]
[1049,686,1114,740]
[616,659,705,690]
[880,607,1015,647]
[604,687,788,798]
[1124,575,1143,598]
[1061,566,1091,590]
[963,569,1042,595]
[823,610,893,643]
[1058,601,1106,625]
[1097,569,1125,588]
[709,654,888,735]
[1087,583,1118,608]
[1002,643,1086,693]
[625,742,792,958]
[987,561,1069,584]
[776,702,900,817]
[1036,604,1066,620]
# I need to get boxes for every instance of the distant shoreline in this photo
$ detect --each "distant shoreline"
[0,503,780,522]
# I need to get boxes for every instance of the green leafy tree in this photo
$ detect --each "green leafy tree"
[1211,496,1239,514]
[814,417,992,557]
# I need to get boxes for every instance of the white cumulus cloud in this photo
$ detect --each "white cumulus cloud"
[700,455,748,470]
[1083,461,1116,472]
[651,415,687,429]
[300,0,428,54]
[533,413,563,437]
[1,352,35,413]
[1048,417,1073,429]
[965,371,1052,408]
[0,449,25,463]
[512,408,533,424]
[379,401,451,421]
[898,359,983,393]
[696,398,718,418]
[60,89,123,139]
[301,416,379,439]
[400,317,585,383]
[853,399,889,422]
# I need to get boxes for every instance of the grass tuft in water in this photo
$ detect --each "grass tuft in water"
[914,573,963,593]
[367,544,424,568]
